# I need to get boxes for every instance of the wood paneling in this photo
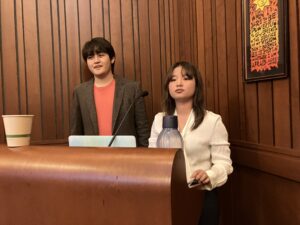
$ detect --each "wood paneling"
[191,0,299,148]
[0,0,179,143]
[226,0,240,139]
[137,0,153,119]
[1,0,19,114]
[232,141,300,182]
[229,166,300,225]
[23,0,42,140]
[91,0,104,37]
[121,0,135,81]
[51,0,63,139]
[38,0,56,139]
[258,82,274,145]
[291,0,300,149]
[216,0,229,127]
[192,0,299,149]
[149,0,163,114]
[202,0,216,110]
[110,0,123,77]
[190,0,300,224]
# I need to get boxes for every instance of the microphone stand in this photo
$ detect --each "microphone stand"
[108,91,148,147]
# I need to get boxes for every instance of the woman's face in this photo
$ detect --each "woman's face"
[168,66,196,103]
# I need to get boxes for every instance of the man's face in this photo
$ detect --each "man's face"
[86,52,115,77]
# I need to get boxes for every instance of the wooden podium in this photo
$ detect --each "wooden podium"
[0,145,203,225]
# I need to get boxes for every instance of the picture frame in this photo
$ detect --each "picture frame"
[242,0,288,82]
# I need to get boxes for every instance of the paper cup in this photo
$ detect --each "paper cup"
[2,115,34,147]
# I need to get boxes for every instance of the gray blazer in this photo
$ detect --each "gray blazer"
[70,76,150,147]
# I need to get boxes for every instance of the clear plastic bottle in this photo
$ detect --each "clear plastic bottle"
[156,115,183,148]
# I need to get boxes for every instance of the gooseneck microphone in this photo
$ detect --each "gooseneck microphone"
[108,90,149,147]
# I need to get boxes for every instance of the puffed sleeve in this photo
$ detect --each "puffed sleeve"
[148,113,164,147]
[204,117,233,190]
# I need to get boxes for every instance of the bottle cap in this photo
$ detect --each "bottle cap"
[162,115,178,129]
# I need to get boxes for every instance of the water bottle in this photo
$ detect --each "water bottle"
[157,115,183,148]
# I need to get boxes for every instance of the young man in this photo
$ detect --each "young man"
[70,37,150,147]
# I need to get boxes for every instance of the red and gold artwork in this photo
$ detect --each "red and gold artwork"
[250,0,279,72]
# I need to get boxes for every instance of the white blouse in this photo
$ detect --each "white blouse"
[149,110,233,190]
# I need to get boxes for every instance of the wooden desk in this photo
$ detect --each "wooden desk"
[0,145,203,225]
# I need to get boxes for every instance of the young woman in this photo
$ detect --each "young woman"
[149,61,233,225]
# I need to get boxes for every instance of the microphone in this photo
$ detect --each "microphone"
[108,90,149,147]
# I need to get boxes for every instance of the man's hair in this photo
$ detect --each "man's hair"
[82,37,116,73]
[163,61,206,130]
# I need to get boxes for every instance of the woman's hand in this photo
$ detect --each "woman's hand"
[191,169,210,184]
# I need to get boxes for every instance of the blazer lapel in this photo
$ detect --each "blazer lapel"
[112,77,125,133]
[85,79,98,134]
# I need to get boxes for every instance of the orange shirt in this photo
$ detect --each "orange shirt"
[94,79,115,135]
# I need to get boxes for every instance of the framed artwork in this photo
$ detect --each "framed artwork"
[242,0,288,82]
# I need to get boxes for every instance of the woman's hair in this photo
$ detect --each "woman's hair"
[163,61,205,130]
[82,37,116,73]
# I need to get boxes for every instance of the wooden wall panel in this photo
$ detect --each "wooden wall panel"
[273,80,291,147]
[291,0,300,149]
[190,0,198,64]
[110,0,123,77]
[0,0,179,143]
[215,0,229,127]
[236,0,246,141]
[170,0,179,63]
[121,0,135,81]
[137,0,152,119]
[51,0,63,139]
[202,0,215,111]
[244,84,259,142]
[258,82,274,145]
[149,0,162,115]
[78,0,92,82]
[162,0,171,73]
[1,0,19,114]
[132,0,141,82]
[58,0,71,139]
[190,0,300,224]
[196,0,205,78]
[103,0,111,40]
[158,0,167,80]
[23,0,42,140]
[38,0,56,139]
[177,0,192,62]
[65,0,81,91]
[231,166,300,225]
[211,0,219,113]
[0,1,5,142]
[225,0,240,139]
[91,0,104,37]
[16,0,27,115]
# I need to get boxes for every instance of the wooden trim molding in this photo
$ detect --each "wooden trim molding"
[231,140,300,182]
[31,139,68,145]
